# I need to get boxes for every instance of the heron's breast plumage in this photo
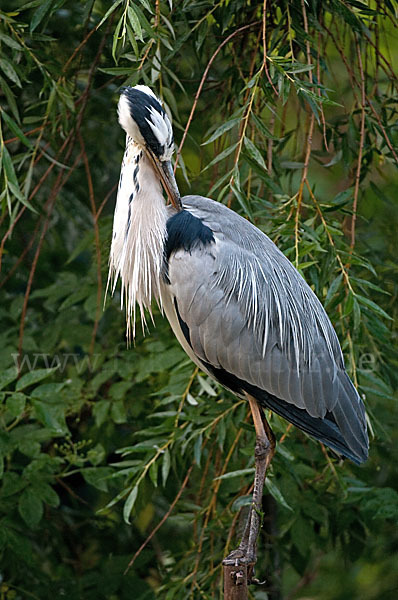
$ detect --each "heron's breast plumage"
[108,139,168,339]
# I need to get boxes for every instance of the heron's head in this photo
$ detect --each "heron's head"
[118,85,181,210]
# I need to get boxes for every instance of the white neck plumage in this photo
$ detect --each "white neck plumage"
[108,137,168,339]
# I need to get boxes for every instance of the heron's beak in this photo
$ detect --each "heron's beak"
[159,160,182,211]
[145,147,182,211]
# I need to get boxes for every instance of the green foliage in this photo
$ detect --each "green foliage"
[0,1,397,599]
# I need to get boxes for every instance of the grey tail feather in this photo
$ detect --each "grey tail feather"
[255,388,369,465]
[201,359,369,464]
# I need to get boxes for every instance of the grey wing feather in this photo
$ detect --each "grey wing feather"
[164,195,368,461]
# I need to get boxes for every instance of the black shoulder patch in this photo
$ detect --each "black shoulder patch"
[165,210,215,262]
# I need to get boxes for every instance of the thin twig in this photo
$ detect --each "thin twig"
[267,112,275,175]
[279,423,293,444]
[62,26,97,73]
[0,216,42,289]
[174,366,199,429]
[294,0,315,267]
[295,112,315,267]
[306,181,355,295]
[79,133,103,355]
[285,557,320,600]
[16,21,112,358]
[363,29,397,82]
[95,183,118,222]
[325,24,397,164]
[227,82,258,207]
[350,37,366,251]
[226,29,262,207]
[317,30,329,152]
[262,0,279,96]
[0,134,70,274]
[174,21,261,171]
[56,477,90,505]
[17,151,83,362]
[124,465,193,573]
[4,126,44,145]
[366,98,398,163]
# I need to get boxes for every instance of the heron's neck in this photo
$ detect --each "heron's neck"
[108,139,168,339]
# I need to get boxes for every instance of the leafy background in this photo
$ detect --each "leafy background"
[0,1,397,598]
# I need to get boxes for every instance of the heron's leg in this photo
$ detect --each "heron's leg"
[223,393,275,572]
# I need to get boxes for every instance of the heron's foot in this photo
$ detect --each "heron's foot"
[223,549,266,586]
[222,547,256,567]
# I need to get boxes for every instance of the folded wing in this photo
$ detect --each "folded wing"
[163,195,368,463]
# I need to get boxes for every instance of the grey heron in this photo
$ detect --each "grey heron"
[108,85,369,573]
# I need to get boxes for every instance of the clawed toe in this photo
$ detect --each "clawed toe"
[222,552,267,587]
[246,565,267,587]
[222,548,256,567]
[251,576,267,586]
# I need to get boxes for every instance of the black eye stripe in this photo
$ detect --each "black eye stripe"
[122,87,173,159]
